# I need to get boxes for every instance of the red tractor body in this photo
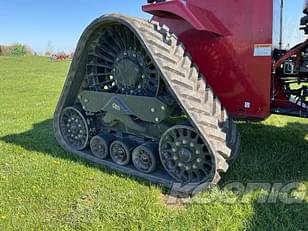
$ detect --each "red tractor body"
[53,0,308,194]
[143,0,304,120]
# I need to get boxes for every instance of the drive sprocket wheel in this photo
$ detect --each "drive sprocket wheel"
[86,25,160,96]
[59,106,89,150]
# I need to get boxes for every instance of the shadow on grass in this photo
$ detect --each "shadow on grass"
[0,119,308,230]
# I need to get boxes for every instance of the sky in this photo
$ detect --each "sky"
[0,0,305,54]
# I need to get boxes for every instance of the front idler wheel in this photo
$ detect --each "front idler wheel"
[132,142,158,173]
[159,126,215,184]
[59,106,89,150]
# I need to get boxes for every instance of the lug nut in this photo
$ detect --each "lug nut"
[196,158,202,163]
[77,95,81,99]
[172,148,177,153]
[155,117,160,122]
[151,108,155,113]
[161,106,165,111]
[173,156,178,160]
[192,164,197,169]
[185,166,190,171]
[178,163,183,167]
[142,75,145,79]
[182,140,187,145]
[84,99,88,103]
[175,141,181,146]
[190,142,195,147]
[196,150,200,155]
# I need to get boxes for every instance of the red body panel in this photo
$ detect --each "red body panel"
[143,0,274,119]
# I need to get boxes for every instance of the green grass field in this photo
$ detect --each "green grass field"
[0,56,308,230]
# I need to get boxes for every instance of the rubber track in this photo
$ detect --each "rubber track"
[109,14,232,185]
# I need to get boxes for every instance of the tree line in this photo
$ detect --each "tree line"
[0,44,34,56]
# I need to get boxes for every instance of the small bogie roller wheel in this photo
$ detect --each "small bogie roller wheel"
[110,140,134,166]
[90,134,114,159]
[59,106,89,150]
[132,142,158,174]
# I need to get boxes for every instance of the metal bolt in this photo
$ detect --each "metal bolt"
[190,142,195,148]
[151,108,155,113]
[138,85,141,89]
[122,88,125,91]
[75,136,78,140]
[77,95,81,99]
[133,53,136,57]
[185,166,190,171]
[196,158,202,163]
[142,74,145,79]
[182,140,187,145]
[68,129,71,133]
[82,106,86,110]
[78,124,82,128]
[178,163,183,167]
[192,164,197,169]
[195,150,200,155]
[84,98,88,103]
[173,156,178,160]
[75,119,78,123]
[172,148,177,153]
[124,52,128,56]
[68,119,71,122]
[116,58,120,62]
[175,141,181,146]
[71,134,74,138]
[67,124,70,127]
[155,117,160,122]
[79,130,83,134]
[130,90,134,94]
[161,106,165,111]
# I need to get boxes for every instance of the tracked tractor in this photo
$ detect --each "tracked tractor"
[53,0,308,195]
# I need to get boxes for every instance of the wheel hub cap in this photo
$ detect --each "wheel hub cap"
[114,58,141,88]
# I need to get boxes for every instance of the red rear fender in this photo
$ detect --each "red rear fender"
[142,0,231,36]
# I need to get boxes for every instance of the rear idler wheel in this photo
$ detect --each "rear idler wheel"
[59,106,90,150]
[159,126,215,184]
[132,142,158,173]
[110,139,134,166]
[90,134,114,159]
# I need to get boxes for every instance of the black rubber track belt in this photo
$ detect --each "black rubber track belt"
[53,14,240,195]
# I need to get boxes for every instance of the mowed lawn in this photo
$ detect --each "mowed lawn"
[0,56,308,230]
